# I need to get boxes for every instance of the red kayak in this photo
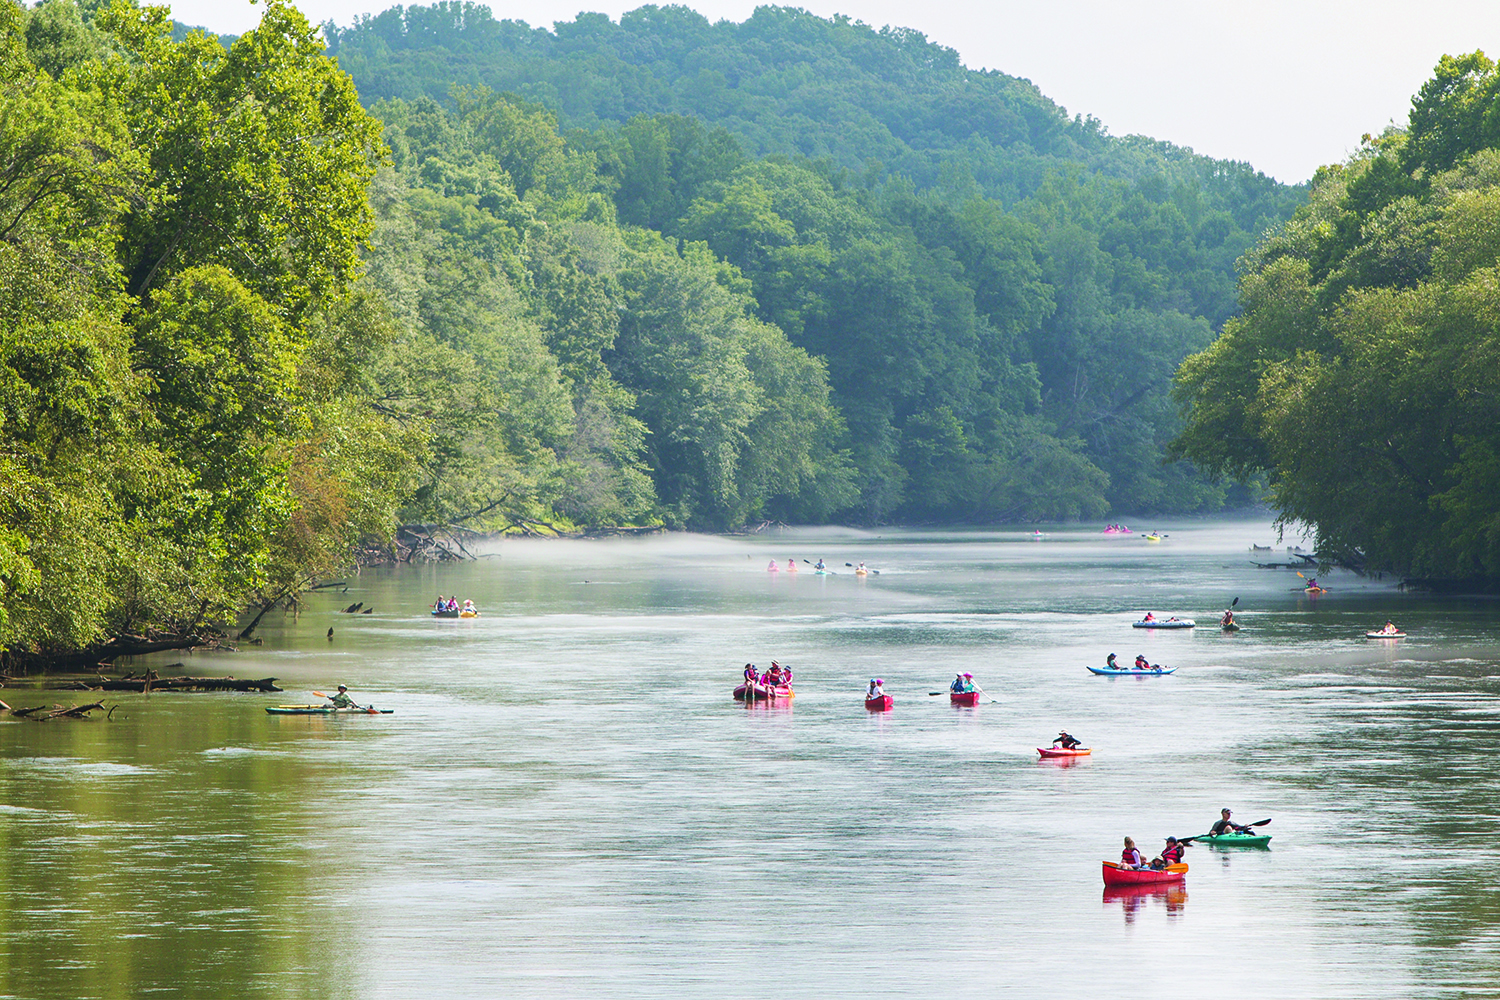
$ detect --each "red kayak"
[950,690,981,706]
[1101,861,1187,886]
[734,682,794,702]
[865,694,893,712]
[1037,746,1091,757]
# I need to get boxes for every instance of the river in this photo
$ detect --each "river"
[2,518,1498,998]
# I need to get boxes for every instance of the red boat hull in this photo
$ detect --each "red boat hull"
[865,694,893,712]
[734,682,794,702]
[1037,747,1091,757]
[950,690,981,706]
[1101,861,1187,886]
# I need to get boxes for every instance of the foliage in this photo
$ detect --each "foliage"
[1172,55,1500,585]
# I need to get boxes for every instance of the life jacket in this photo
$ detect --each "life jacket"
[1121,848,1142,866]
[1161,844,1184,864]
[1135,657,1149,669]
[744,666,758,683]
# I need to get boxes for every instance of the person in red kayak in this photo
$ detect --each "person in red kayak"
[1053,731,1082,749]
[1210,808,1250,836]
[1150,836,1185,869]
[1121,837,1144,868]
[866,678,885,699]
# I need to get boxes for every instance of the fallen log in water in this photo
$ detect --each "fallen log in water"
[76,676,282,693]
[0,699,112,720]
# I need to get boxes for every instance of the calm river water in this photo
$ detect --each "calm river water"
[4,519,1500,998]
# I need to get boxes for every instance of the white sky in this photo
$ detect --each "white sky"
[169,0,1500,183]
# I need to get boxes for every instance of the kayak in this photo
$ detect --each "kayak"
[1305,587,1327,594]
[865,694,893,712]
[1087,665,1176,676]
[1222,622,1241,632]
[1102,861,1187,886]
[950,690,981,706]
[432,608,460,618]
[1197,831,1271,848]
[855,569,868,576]
[266,705,392,715]
[1144,534,1162,543]
[1366,630,1405,638]
[459,610,479,618]
[1037,746,1091,757]
[734,682,794,702]
[1132,619,1195,629]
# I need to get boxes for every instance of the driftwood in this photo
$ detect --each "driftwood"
[77,674,282,693]
[0,699,112,720]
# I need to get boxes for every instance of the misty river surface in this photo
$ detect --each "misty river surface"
[5,518,1500,999]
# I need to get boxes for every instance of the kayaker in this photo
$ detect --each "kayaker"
[767,560,779,572]
[327,685,354,709]
[462,599,477,614]
[1221,608,1236,627]
[779,662,794,686]
[765,662,785,687]
[867,678,885,699]
[1106,653,1119,670]
[1209,808,1250,836]
[1053,731,1081,749]
[950,673,966,694]
[786,559,797,573]
[1142,611,1156,622]
[1382,620,1399,634]
[814,558,826,571]
[1134,654,1150,670]
[1121,837,1144,868]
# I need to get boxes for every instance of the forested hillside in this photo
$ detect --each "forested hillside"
[325,1,1302,521]
[1172,54,1500,588]
[2,0,1299,666]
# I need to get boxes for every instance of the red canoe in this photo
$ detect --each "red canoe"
[734,682,794,702]
[1037,746,1091,757]
[950,690,981,706]
[1101,861,1188,886]
[865,694,893,712]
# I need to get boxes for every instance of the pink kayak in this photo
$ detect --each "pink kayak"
[734,682,794,702]
[950,690,981,706]
[1037,746,1091,758]
[1102,861,1187,886]
[865,694,893,712]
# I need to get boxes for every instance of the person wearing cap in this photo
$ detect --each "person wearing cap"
[950,673,975,694]
[1209,808,1250,836]
[1156,836,1185,867]
[1052,731,1082,749]
[866,678,885,699]
[1134,654,1151,670]
[327,685,354,709]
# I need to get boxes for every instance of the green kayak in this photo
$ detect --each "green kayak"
[1198,831,1270,847]
[266,705,393,715]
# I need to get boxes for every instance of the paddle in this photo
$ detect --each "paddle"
[803,559,833,574]
[1181,818,1271,844]
[971,683,1000,704]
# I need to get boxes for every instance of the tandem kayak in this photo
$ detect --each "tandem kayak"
[1102,861,1187,886]
[1197,831,1271,848]
[865,694,893,712]
[432,608,460,618]
[735,682,794,702]
[1366,630,1405,639]
[950,690,981,706]
[1087,665,1176,676]
[1132,619,1195,629]
[1037,746,1091,758]
[267,705,392,715]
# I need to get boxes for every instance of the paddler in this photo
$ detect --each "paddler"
[1142,611,1156,622]
[1134,654,1150,670]
[1382,620,1399,634]
[786,559,797,573]
[1121,837,1144,869]
[767,560,779,572]
[1052,731,1081,749]
[743,663,759,685]
[1209,808,1250,836]
[764,662,785,687]
[867,678,885,699]
[1156,836,1185,867]
[1106,653,1119,669]
[327,685,354,709]
[814,558,826,571]
[1221,608,1236,628]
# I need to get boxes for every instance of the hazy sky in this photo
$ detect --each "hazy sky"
[168,0,1500,183]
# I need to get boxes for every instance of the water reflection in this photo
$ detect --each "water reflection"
[1103,883,1189,924]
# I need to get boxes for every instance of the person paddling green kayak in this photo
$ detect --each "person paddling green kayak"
[1209,808,1250,836]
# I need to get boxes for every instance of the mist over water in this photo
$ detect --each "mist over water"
[3,518,1499,998]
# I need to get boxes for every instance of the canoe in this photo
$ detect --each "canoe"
[1087,665,1176,676]
[432,608,460,618]
[266,705,393,715]
[1102,861,1187,886]
[1365,631,1405,638]
[1132,619,1195,629]
[1197,831,1271,848]
[734,682,794,702]
[1037,746,1090,757]
[865,694,893,711]
[949,690,981,706]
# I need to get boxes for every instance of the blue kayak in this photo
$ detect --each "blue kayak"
[1087,665,1177,676]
